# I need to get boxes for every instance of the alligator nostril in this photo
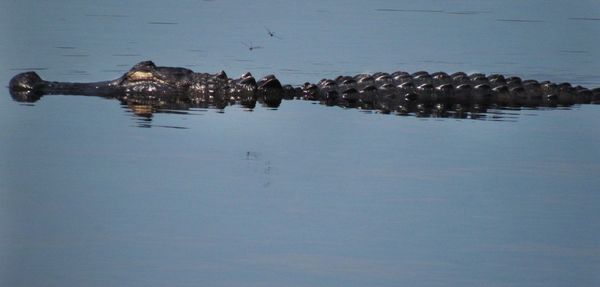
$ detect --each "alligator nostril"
[9,72,43,91]
[9,71,44,102]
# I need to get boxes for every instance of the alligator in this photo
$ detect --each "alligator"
[9,60,600,117]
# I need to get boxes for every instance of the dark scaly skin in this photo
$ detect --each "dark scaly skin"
[9,61,600,117]
[301,71,600,115]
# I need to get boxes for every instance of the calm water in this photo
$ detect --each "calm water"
[1,0,600,286]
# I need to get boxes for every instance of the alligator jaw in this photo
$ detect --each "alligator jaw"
[9,71,123,102]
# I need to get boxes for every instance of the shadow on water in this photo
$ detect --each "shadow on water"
[9,87,582,128]
[53,99,599,128]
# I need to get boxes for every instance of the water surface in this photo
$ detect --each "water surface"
[1,1,600,286]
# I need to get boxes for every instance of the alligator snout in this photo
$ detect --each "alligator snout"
[9,71,43,91]
[9,72,44,102]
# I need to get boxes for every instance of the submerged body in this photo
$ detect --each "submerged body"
[9,61,600,116]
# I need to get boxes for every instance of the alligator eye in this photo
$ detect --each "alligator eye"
[126,70,156,82]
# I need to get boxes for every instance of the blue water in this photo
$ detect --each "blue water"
[1,1,600,286]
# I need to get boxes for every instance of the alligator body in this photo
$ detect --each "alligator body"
[9,61,600,117]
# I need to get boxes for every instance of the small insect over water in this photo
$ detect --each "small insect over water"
[265,26,282,39]
[241,41,263,51]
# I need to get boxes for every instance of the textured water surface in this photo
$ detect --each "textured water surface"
[1,1,600,287]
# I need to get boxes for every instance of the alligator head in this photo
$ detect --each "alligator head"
[7,61,286,110]
[8,61,196,103]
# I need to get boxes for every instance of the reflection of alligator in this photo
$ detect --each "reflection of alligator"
[9,60,600,117]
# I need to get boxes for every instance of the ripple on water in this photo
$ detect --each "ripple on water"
[65,70,90,75]
[375,8,493,15]
[147,21,179,25]
[84,14,129,18]
[375,8,444,13]
[61,54,91,57]
[568,17,600,21]
[9,67,48,71]
[445,10,491,15]
[102,70,127,73]
[112,54,142,57]
[496,19,545,23]
[559,50,588,54]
